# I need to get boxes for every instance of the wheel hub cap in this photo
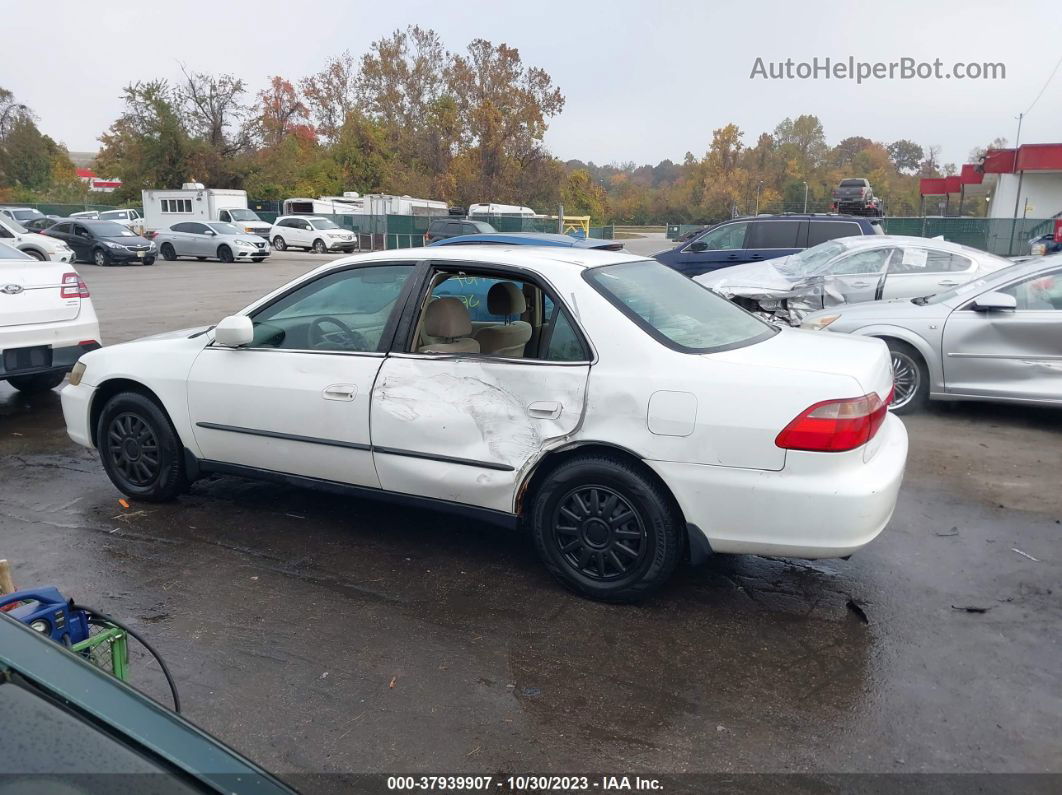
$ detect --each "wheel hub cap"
[107,412,160,487]
[553,486,647,581]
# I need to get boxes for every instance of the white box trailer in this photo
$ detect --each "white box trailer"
[467,203,537,217]
[141,184,272,237]
[282,192,449,218]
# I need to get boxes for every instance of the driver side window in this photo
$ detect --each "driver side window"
[249,264,414,352]
[692,222,748,251]
[999,270,1062,311]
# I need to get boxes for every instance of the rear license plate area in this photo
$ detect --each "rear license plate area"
[4,346,52,372]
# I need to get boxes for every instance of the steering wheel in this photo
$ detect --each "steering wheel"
[309,316,369,351]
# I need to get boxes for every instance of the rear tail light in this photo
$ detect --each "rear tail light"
[60,272,90,299]
[146,230,158,239]
[776,390,890,453]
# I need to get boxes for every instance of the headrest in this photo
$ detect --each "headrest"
[487,281,526,316]
[424,297,472,339]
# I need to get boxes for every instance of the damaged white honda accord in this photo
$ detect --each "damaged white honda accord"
[61,247,907,602]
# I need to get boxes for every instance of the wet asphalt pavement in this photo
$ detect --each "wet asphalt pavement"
[1,249,1060,785]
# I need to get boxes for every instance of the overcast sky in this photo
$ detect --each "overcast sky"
[4,0,1060,168]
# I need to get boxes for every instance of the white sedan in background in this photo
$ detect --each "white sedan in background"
[270,216,356,254]
[61,248,906,602]
[697,235,1012,325]
[0,241,101,394]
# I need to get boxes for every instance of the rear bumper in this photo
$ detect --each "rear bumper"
[647,413,908,558]
[0,341,101,379]
[0,313,102,379]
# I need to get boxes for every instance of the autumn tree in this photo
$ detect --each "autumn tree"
[252,76,311,148]
[887,139,924,173]
[301,52,358,142]
[178,65,249,156]
[560,169,608,222]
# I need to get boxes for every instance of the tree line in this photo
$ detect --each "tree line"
[0,27,999,223]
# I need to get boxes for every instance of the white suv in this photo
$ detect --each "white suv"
[0,216,75,263]
[270,216,356,254]
[0,241,101,394]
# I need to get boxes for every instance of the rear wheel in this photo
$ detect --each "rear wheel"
[312,238,327,254]
[218,245,234,263]
[160,243,177,261]
[7,372,65,393]
[93,248,109,267]
[97,392,187,502]
[529,455,683,603]
[272,236,287,251]
[886,339,929,414]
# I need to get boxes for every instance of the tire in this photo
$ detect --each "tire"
[96,391,188,502]
[142,255,156,266]
[160,243,177,261]
[312,238,327,254]
[529,454,683,603]
[885,339,929,414]
[93,248,109,267]
[218,245,234,263]
[7,371,65,393]
[272,236,287,252]
[24,249,46,261]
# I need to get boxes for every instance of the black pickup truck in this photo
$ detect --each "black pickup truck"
[831,178,882,216]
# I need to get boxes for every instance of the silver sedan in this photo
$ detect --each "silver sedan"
[696,236,1011,325]
[801,254,1062,413]
[155,222,270,263]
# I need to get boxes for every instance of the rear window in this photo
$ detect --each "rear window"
[807,221,863,247]
[839,179,867,187]
[585,259,776,353]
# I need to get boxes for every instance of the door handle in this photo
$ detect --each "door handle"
[527,401,563,419]
[850,281,869,287]
[322,384,357,401]
[726,253,740,259]
[937,280,960,286]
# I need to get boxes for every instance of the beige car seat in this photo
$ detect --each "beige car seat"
[418,297,480,354]
[474,282,532,358]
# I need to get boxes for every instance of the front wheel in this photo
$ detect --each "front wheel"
[7,371,65,393]
[272,236,287,252]
[25,249,46,261]
[529,455,683,603]
[93,248,109,267]
[886,339,929,414]
[97,392,188,502]
[218,245,234,263]
[312,238,327,254]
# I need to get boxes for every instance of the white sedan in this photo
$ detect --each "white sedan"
[60,247,907,602]
[1,241,101,394]
[696,235,1012,325]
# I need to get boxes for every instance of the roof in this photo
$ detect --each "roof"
[827,234,1007,260]
[429,232,622,250]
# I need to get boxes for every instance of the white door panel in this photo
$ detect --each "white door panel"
[187,348,383,486]
[370,356,589,512]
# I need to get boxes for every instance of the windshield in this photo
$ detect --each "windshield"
[776,240,850,276]
[94,222,137,237]
[310,218,340,230]
[227,209,259,221]
[208,222,241,235]
[11,209,44,221]
[586,259,776,352]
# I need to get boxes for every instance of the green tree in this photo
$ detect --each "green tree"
[886,139,924,173]
[560,169,608,222]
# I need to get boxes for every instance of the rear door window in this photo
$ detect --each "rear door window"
[807,221,864,247]
[692,222,748,251]
[746,220,802,249]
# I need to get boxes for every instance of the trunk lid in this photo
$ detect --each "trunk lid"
[0,261,81,327]
[713,326,893,400]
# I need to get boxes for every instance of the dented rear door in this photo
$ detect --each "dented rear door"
[370,355,589,513]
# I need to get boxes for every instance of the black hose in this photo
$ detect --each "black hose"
[72,604,181,714]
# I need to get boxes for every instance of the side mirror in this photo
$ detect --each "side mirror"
[688,241,708,252]
[971,291,1017,312]
[214,315,253,347]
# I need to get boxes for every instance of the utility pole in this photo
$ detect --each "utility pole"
[557,204,564,234]
[802,181,809,214]
[754,182,763,215]
[1015,112,1024,148]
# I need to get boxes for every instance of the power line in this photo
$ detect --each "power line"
[1023,52,1062,116]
